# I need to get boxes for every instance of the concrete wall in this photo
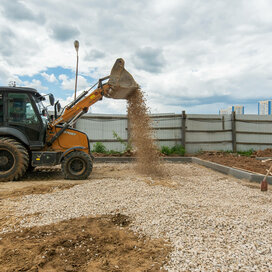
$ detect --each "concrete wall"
[76,113,272,153]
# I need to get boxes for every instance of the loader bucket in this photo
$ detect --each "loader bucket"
[106,58,138,99]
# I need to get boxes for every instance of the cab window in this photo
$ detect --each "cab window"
[8,93,39,124]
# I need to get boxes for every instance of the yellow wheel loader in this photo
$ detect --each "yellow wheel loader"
[0,59,138,181]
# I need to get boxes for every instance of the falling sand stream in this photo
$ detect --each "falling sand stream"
[127,88,166,177]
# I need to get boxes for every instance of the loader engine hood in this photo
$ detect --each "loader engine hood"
[106,58,138,99]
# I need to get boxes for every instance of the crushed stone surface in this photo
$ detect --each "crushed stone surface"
[3,163,272,272]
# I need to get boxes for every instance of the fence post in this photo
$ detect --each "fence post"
[182,110,186,149]
[127,116,131,144]
[231,111,237,152]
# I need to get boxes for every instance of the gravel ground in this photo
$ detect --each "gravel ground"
[3,163,272,271]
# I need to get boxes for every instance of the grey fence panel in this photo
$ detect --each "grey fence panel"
[76,113,272,153]
[236,133,272,144]
[235,115,272,151]
[221,115,233,130]
[186,142,232,154]
[186,131,232,142]
[185,114,232,153]
[156,140,180,148]
[153,129,181,141]
[77,118,127,140]
[151,115,182,128]
[186,114,225,130]
[89,142,127,152]
[236,121,272,133]
[77,114,128,151]
[151,115,182,148]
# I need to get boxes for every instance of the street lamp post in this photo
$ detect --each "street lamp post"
[74,40,79,101]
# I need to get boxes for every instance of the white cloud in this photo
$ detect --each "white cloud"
[22,79,48,91]
[1,0,272,114]
[58,74,89,91]
[41,72,57,83]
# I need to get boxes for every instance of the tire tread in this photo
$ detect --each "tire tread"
[0,137,29,182]
[61,151,92,180]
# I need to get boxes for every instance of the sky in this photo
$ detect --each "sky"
[0,0,272,114]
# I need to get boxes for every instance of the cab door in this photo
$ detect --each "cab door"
[7,92,43,146]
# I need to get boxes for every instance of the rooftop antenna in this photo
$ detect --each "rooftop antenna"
[74,40,79,101]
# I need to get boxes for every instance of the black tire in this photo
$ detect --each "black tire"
[0,137,29,182]
[61,151,92,180]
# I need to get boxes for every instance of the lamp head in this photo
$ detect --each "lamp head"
[74,40,79,52]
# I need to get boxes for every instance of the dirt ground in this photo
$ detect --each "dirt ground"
[0,166,170,272]
[1,162,272,271]
[0,215,169,272]
[196,151,272,175]
[253,148,272,157]
[94,148,272,175]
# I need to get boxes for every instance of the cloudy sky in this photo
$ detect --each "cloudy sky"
[0,0,272,114]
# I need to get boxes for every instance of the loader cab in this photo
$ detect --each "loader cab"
[0,87,51,149]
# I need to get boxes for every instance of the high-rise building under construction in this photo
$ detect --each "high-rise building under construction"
[258,100,272,115]
[219,105,244,115]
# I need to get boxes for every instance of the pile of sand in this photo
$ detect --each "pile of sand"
[127,88,166,177]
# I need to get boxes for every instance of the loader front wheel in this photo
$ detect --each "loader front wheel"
[61,151,92,180]
[0,137,29,182]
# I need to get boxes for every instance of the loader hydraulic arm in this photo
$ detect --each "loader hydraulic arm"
[46,82,110,147]
[46,58,138,146]
[50,83,110,129]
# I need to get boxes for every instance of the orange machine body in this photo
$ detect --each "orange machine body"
[45,127,90,154]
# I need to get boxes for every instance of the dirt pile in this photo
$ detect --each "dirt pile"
[253,148,272,157]
[197,151,271,175]
[127,88,166,177]
[0,215,170,272]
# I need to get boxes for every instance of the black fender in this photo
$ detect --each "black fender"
[60,146,85,160]
[59,146,95,162]
[0,127,29,146]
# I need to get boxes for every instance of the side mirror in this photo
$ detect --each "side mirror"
[57,102,61,112]
[54,100,61,120]
[49,94,55,106]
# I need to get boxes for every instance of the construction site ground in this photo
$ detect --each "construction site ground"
[93,148,272,176]
[195,151,272,175]
[1,163,272,271]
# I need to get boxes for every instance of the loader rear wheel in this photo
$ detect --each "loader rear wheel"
[0,137,29,182]
[61,151,92,180]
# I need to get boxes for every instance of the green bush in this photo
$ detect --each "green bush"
[107,150,122,155]
[171,145,186,156]
[161,146,171,155]
[112,131,132,152]
[92,142,107,153]
[161,145,185,156]
[237,149,254,157]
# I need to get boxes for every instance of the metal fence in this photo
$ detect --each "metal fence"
[76,112,272,154]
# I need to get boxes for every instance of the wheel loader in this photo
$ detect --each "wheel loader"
[0,58,138,181]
